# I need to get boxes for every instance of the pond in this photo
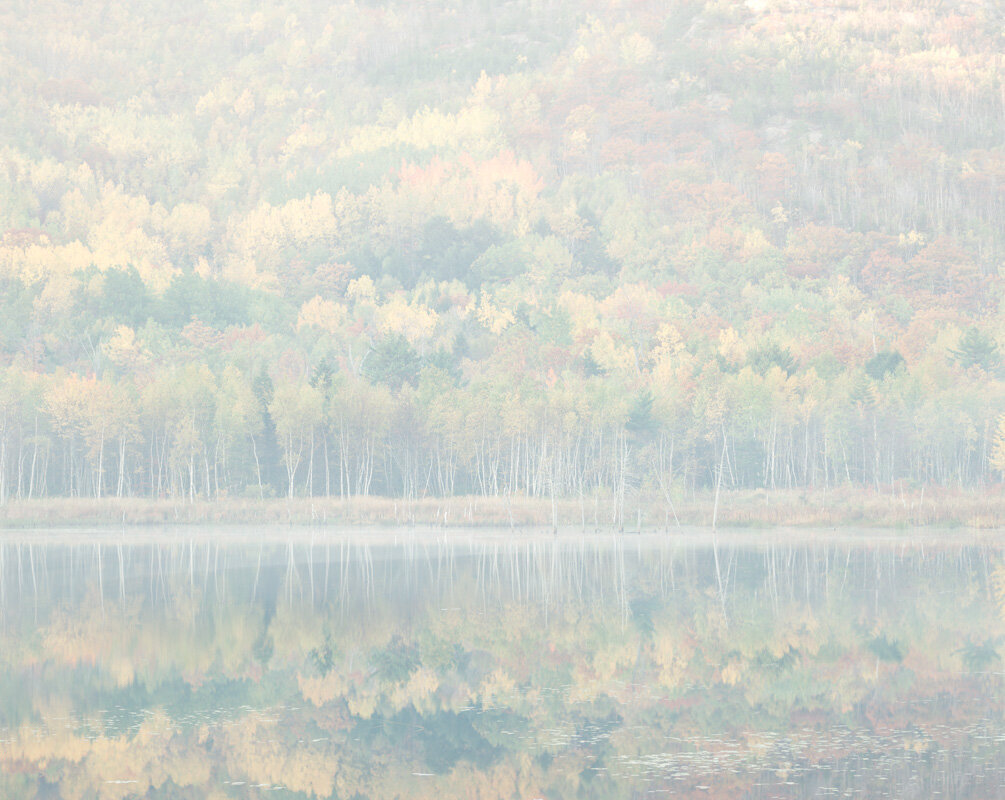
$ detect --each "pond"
[0,529,1003,799]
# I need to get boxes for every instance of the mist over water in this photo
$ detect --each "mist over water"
[0,531,1002,798]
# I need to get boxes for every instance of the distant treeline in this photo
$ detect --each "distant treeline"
[0,331,1001,521]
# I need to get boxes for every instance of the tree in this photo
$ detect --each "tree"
[364,335,422,389]
[625,390,658,439]
[990,414,1005,476]
[951,327,1000,373]
[865,351,905,381]
[269,381,323,498]
[213,366,262,497]
[329,376,394,498]
[747,343,796,377]
[43,373,91,497]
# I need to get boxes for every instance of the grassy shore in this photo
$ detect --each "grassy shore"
[0,487,1002,529]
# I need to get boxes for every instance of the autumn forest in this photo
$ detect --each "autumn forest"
[2,0,1004,517]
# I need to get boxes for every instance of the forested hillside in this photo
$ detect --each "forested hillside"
[1,0,1004,511]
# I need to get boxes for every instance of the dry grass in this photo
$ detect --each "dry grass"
[0,495,575,528]
[0,486,1002,529]
[653,485,1005,529]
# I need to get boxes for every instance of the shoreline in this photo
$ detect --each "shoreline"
[0,488,1002,530]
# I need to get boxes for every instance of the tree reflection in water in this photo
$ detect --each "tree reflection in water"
[0,531,1002,799]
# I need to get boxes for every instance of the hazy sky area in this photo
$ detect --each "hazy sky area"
[0,0,1002,517]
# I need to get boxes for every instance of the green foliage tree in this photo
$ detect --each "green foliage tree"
[865,351,906,381]
[364,335,422,390]
[951,327,1001,373]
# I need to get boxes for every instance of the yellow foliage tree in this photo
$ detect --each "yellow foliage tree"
[297,296,347,335]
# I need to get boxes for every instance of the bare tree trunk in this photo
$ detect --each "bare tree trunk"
[323,430,331,497]
[712,429,728,530]
[117,438,126,498]
[306,429,315,497]
[95,426,105,499]
[251,434,264,499]
[28,416,39,500]
[0,411,7,504]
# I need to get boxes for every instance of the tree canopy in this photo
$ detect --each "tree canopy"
[0,0,1003,506]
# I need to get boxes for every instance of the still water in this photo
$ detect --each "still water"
[0,529,1002,799]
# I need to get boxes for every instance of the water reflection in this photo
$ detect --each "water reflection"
[0,531,1002,799]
